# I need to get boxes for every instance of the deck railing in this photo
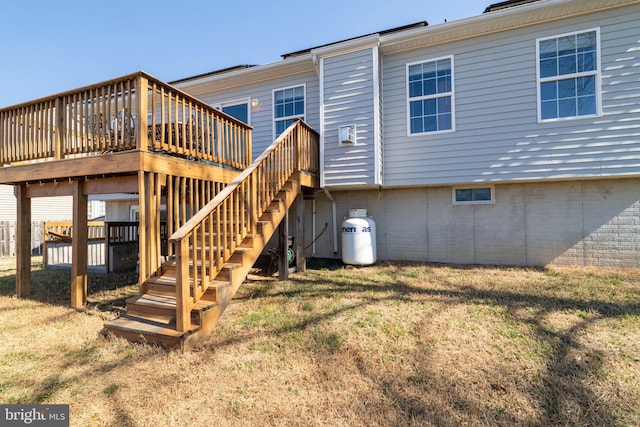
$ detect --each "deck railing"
[169,120,319,331]
[44,221,106,242]
[0,72,251,169]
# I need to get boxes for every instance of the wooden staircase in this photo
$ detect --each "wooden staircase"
[101,121,318,349]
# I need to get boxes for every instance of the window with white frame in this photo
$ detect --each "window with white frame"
[407,56,454,135]
[273,85,304,137]
[452,186,494,205]
[537,29,600,121]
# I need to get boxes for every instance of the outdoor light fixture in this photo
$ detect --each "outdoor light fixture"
[251,98,260,107]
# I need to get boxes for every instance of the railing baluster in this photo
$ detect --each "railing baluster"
[169,121,318,319]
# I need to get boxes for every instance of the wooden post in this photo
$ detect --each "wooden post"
[138,171,147,289]
[136,75,149,152]
[278,210,289,281]
[104,222,111,274]
[148,172,158,276]
[295,194,306,272]
[175,239,190,332]
[54,97,64,160]
[71,179,88,308]
[15,185,31,297]
[42,223,48,269]
[246,128,252,166]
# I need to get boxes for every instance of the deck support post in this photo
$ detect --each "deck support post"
[71,179,88,308]
[15,184,31,297]
[175,239,190,333]
[147,172,159,277]
[278,210,289,281]
[295,193,306,272]
[138,171,148,290]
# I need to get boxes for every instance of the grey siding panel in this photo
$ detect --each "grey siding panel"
[31,197,72,221]
[382,4,640,187]
[323,48,377,187]
[0,185,72,221]
[0,185,16,221]
[186,71,320,162]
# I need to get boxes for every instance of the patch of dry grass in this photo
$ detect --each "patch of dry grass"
[0,257,638,426]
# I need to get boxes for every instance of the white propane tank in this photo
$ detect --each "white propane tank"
[341,209,376,265]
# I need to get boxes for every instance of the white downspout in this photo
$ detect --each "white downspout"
[324,188,338,255]
[312,199,316,256]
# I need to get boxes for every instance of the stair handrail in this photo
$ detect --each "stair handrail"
[168,120,318,331]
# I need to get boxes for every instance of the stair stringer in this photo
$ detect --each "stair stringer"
[183,178,301,348]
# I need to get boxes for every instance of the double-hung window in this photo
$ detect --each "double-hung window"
[407,56,454,135]
[274,85,304,137]
[537,29,600,121]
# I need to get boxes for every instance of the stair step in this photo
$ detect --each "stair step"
[101,315,199,349]
[215,262,243,281]
[104,316,190,337]
[147,275,232,299]
[146,275,177,295]
[126,293,178,322]
[129,292,176,309]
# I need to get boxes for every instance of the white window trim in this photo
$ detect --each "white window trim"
[273,84,306,140]
[216,98,252,125]
[130,204,167,221]
[406,55,456,137]
[536,27,602,123]
[452,185,495,205]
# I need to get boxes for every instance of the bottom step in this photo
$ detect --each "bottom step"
[102,315,199,349]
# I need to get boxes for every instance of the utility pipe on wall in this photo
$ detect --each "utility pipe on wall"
[323,188,338,254]
[312,199,316,256]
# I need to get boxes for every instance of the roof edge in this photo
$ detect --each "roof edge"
[281,21,427,59]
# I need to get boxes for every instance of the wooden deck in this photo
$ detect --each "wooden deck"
[0,71,319,348]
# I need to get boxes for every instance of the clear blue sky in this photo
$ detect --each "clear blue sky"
[0,0,490,107]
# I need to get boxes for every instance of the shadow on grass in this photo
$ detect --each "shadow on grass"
[1,258,638,424]
[214,263,639,425]
[0,258,138,309]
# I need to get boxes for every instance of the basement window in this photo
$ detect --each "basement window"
[452,186,494,205]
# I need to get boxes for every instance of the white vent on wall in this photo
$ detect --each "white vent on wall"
[338,125,356,145]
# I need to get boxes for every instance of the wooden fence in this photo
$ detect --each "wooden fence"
[0,221,44,258]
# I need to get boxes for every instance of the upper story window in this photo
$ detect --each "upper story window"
[273,85,305,137]
[407,56,455,135]
[537,29,600,121]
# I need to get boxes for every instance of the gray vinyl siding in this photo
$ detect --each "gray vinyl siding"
[186,72,320,162]
[382,4,640,187]
[0,184,72,221]
[0,185,15,221]
[322,48,378,187]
